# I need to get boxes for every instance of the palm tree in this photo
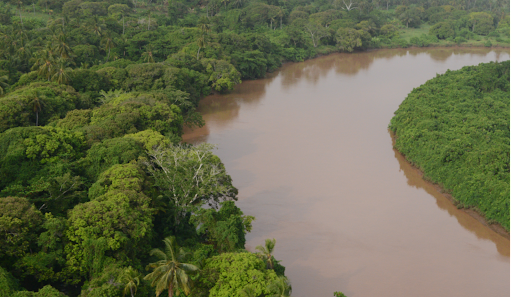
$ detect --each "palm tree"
[12,0,24,28]
[51,58,72,84]
[196,35,206,60]
[142,45,155,63]
[144,236,199,297]
[256,238,276,269]
[119,266,140,297]
[32,46,56,81]
[31,91,45,126]
[88,16,104,36]
[101,34,115,62]
[221,0,229,10]
[267,276,292,297]
[196,17,210,60]
[197,17,211,34]
[0,75,9,95]
[54,33,73,60]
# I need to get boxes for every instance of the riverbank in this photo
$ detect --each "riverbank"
[389,60,510,234]
[390,131,510,239]
[183,48,510,297]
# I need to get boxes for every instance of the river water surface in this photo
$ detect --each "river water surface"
[183,48,510,297]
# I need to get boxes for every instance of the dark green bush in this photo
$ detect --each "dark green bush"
[389,61,510,230]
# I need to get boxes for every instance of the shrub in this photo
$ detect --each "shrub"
[429,22,455,39]
[454,36,466,44]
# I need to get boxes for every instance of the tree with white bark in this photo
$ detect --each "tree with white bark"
[145,143,238,231]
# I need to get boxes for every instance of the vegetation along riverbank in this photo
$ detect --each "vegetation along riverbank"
[0,0,509,294]
[389,60,510,233]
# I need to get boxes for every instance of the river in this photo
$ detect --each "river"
[183,47,510,297]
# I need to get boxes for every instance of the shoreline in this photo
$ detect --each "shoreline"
[260,45,510,80]
[390,131,510,240]
[197,48,510,240]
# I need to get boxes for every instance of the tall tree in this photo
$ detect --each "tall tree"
[31,91,45,126]
[12,0,24,28]
[54,33,73,60]
[145,143,238,231]
[51,58,72,84]
[101,34,115,62]
[142,45,155,63]
[304,21,330,47]
[144,236,199,297]
[32,43,56,81]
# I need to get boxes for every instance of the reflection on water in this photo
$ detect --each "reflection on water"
[391,130,509,257]
[183,47,510,297]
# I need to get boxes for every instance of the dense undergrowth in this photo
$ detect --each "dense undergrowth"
[389,60,510,231]
[0,0,509,294]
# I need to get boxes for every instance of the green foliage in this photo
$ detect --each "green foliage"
[200,59,241,92]
[124,129,171,151]
[336,28,365,52]
[12,285,66,297]
[266,276,291,297]
[79,263,124,297]
[0,0,500,292]
[429,22,455,39]
[15,214,66,283]
[389,61,510,230]
[191,201,254,253]
[410,34,439,47]
[0,126,87,212]
[333,292,347,297]
[123,63,210,104]
[203,252,278,297]
[65,91,184,143]
[0,83,84,133]
[468,12,494,35]
[0,197,43,260]
[87,162,146,199]
[144,236,199,297]
[0,266,19,297]
[66,185,153,278]
[69,69,109,94]
[146,143,238,231]
[82,137,145,181]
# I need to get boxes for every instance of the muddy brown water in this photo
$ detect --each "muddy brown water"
[183,48,510,297]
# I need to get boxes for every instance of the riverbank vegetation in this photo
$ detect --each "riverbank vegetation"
[0,0,509,293]
[389,60,510,231]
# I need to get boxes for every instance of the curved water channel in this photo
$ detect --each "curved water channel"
[183,47,510,297]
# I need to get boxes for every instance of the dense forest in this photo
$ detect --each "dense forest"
[389,60,510,231]
[0,0,509,294]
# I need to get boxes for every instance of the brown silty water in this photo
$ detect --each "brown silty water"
[183,48,510,297]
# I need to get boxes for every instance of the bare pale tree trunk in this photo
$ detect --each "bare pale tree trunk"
[18,8,24,28]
